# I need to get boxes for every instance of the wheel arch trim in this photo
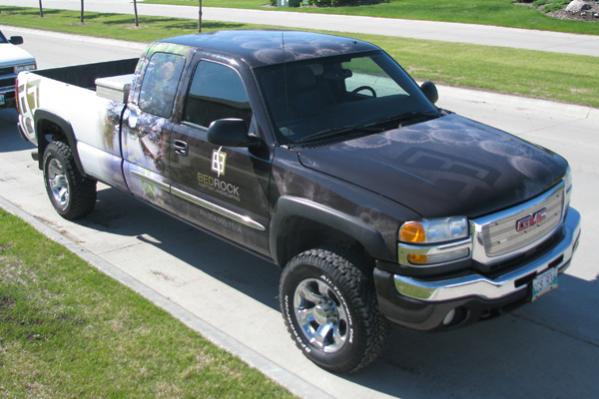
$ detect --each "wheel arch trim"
[269,196,392,265]
[34,109,85,175]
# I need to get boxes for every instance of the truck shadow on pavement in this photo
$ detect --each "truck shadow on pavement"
[86,186,598,399]
[0,110,34,153]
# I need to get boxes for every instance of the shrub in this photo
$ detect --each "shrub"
[271,0,387,7]
[309,0,387,6]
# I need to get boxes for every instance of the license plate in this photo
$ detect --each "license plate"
[532,267,558,301]
[0,94,5,106]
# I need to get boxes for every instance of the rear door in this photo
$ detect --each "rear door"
[121,50,187,211]
[167,57,272,255]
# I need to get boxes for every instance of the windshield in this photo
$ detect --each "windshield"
[255,51,439,144]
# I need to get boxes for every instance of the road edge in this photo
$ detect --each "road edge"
[0,194,335,399]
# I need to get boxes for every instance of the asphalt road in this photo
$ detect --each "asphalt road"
[2,0,599,57]
[1,27,599,399]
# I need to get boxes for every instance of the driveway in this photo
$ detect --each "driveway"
[1,27,598,398]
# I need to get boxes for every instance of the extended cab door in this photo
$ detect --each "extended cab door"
[167,57,272,255]
[121,51,187,212]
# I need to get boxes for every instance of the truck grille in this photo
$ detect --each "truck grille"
[0,77,15,89]
[481,186,564,257]
[0,67,14,76]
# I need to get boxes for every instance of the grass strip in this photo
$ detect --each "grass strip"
[142,0,599,36]
[0,208,293,398]
[1,6,598,108]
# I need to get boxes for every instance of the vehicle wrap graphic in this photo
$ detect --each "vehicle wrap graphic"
[18,76,41,137]
[122,42,194,205]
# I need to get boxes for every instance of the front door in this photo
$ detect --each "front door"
[167,59,272,255]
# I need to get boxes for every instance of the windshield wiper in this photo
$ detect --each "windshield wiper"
[295,124,386,145]
[294,111,440,145]
[371,111,440,128]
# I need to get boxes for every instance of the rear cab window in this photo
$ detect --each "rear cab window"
[138,52,186,118]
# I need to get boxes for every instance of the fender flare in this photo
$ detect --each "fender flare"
[34,109,85,174]
[269,196,392,265]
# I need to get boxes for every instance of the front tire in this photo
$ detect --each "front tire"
[43,141,96,220]
[279,248,389,373]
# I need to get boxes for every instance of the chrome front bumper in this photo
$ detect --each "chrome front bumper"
[394,207,581,302]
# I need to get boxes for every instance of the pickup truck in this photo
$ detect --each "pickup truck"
[1,30,36,108]
[16,31,581,373]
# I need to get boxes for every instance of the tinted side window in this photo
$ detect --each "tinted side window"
[139,52,185,118]
[183,61,252,128]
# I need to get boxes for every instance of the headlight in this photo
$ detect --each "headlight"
[15,63,36,74]
[399,217,469,244]
[398,217,470,266]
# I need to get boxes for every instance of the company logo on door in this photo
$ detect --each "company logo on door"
[198,147,240,201]
[211,147,227,177]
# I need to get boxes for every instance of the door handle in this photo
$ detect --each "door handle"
[173,139,188,156]
[123,108,139,130]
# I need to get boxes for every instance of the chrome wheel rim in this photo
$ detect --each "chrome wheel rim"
[47,158,70,209]
[293,278,349,353]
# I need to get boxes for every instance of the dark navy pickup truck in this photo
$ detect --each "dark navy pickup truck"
[16,31,581,373]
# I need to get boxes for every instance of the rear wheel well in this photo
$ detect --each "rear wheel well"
[276,217,373,271]
[36,119,69,169]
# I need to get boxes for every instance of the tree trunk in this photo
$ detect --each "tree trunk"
[133,0,139,27]
[38,0,44,17]
[198,0,203,33]
[80,0,84,24]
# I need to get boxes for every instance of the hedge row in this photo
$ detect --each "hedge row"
[270,0,387,7]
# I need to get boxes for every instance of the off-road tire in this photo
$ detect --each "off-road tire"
[279,248,389,373]
[43,141,96,220]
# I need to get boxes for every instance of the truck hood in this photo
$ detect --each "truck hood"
[298,114,568,218]
[0,43,35,68]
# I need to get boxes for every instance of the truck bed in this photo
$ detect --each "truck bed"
[34,58,138,90]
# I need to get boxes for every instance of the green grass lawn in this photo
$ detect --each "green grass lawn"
[142,0,599,36]
[1,6,598,107]
[0,208,293,398]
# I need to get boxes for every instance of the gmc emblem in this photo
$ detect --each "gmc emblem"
[516,208,547,232]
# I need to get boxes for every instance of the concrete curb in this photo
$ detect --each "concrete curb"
[0,195,335,399]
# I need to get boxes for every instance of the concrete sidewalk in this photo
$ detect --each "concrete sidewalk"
[2,0,599,57]
[1,26,599,399]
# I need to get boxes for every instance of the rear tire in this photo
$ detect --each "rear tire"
[43,141,96,220]
[279,248,388,373]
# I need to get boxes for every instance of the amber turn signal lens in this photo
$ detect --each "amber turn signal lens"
[399,221,426,243]
[407,254,428,264]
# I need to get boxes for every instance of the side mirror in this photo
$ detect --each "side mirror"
[207,118,253,147]
[9,36,24,45]
[420,81,438,104]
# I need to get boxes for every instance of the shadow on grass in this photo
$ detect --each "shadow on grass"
[0,7,61,16]
[163,21,245,30]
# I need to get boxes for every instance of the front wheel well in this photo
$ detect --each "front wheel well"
[276,217,373,271]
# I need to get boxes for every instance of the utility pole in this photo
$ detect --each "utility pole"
[198,0,203,33]
[133,0,139,27]
[80,0,84,24]
[38,0,44,17]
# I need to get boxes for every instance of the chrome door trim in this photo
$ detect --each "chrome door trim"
[130,167,265,232]
[171,186,266,232]
[131,168,170,191]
